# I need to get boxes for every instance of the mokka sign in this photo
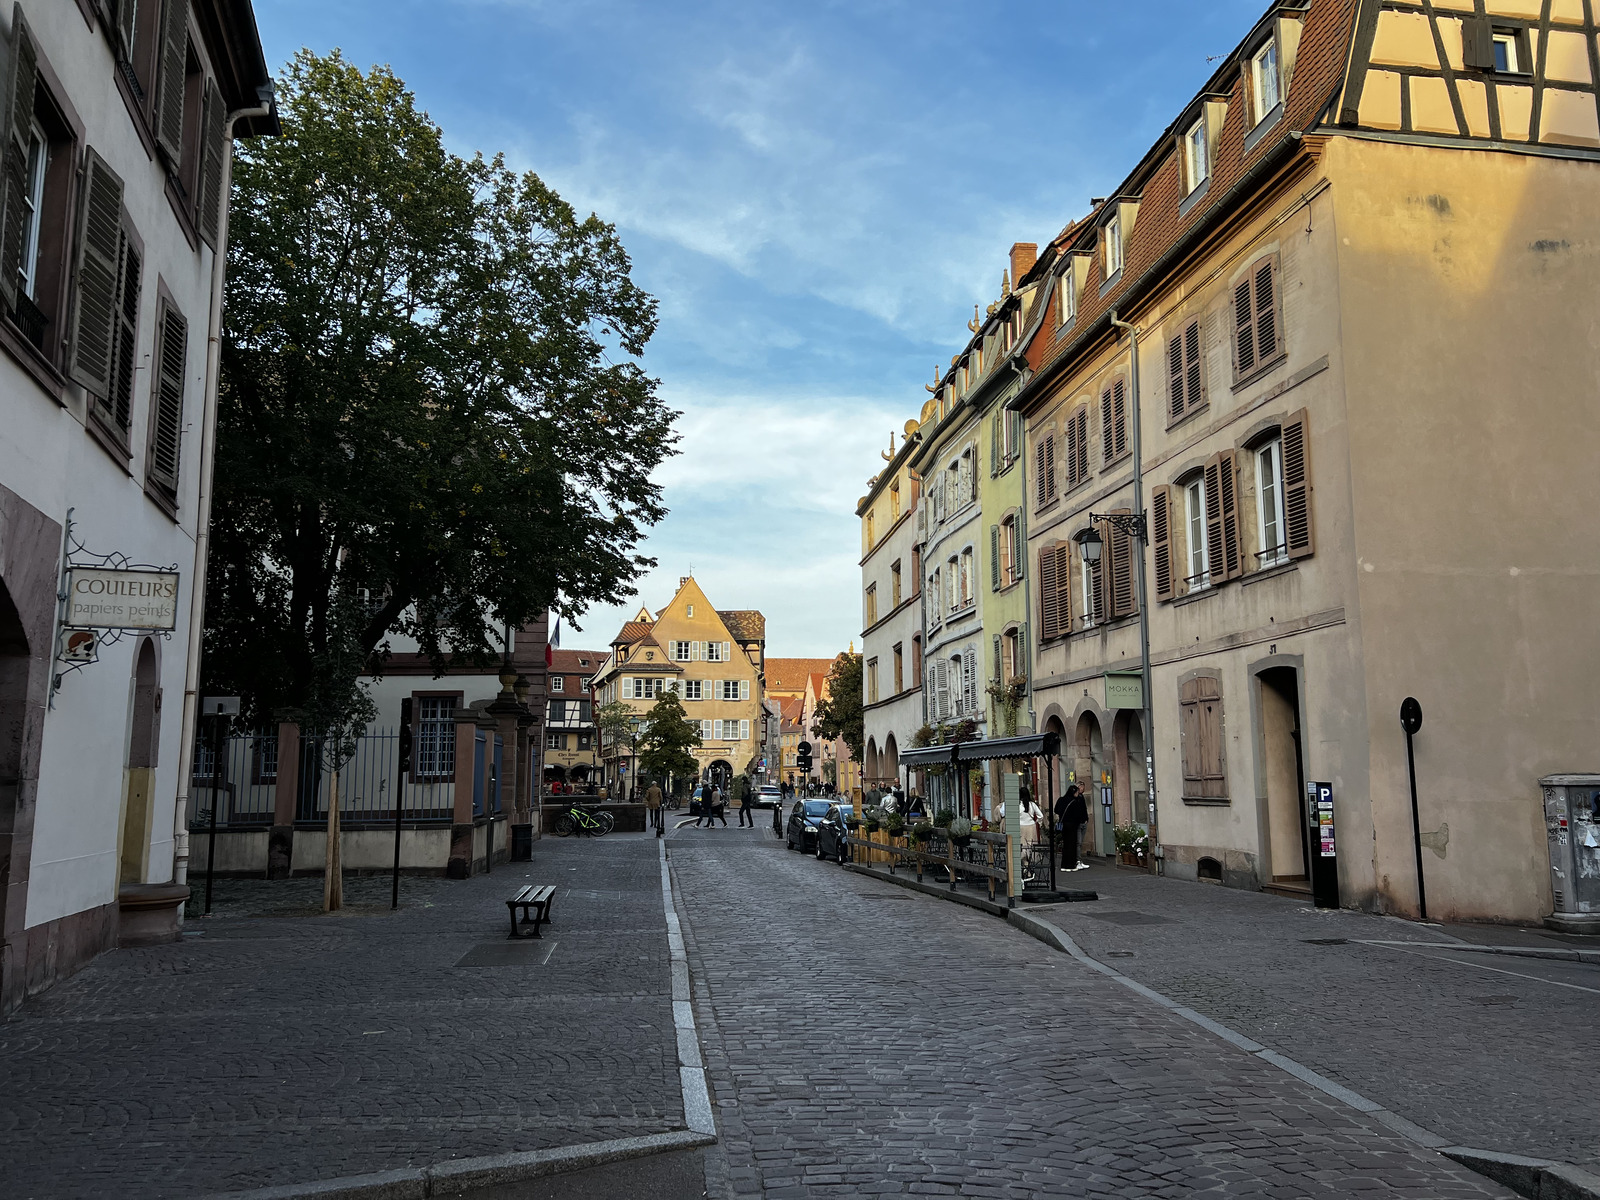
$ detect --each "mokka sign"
[65,568,179,630]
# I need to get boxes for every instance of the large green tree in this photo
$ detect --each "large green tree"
[811,652,864,764]
[204,52,675,723]
[636,690,702,786]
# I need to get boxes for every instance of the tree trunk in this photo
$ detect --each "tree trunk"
[323,766,343,911]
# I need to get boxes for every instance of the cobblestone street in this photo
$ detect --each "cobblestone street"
[670,823,1520,1199]
[0,836,682,1199]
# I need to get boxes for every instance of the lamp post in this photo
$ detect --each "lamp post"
[629,715,644,802]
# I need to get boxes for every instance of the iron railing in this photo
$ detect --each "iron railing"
[189,733,277,828]
[294,727,454,825]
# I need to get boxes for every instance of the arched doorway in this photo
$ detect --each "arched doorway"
[864,736,879,783]
[1075,711,1108,858]
[882,733,899,791]
[121,639,161,885]
[1111,709,1148,832]
[569,764,591,782]
[705,759,733,790]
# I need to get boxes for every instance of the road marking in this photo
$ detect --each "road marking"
[1374,943,1600,995]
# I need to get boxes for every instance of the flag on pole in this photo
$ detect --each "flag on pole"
[545,614,560,667]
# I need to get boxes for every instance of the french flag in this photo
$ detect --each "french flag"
[545,615,560,667]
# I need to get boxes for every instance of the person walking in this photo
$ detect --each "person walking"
[645,780,664,837]
[712,783,729,827]
[737,777,754,827]
[1056,783,1089,870]
[694,783,711,828]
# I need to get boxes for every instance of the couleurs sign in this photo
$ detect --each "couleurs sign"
[65,568,179,630]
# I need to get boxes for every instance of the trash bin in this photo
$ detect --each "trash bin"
[511,823,534,862]
[1541,774,1600,934]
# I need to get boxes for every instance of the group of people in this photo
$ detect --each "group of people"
[640,776,756,837]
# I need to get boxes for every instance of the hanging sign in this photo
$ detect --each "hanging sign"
[1104,671,1144,709]
[64,568,179,630]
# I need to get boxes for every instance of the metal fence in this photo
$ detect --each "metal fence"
[294,728,455,825]
[190,733,278,828]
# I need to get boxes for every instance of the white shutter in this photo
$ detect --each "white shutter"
[740,679,749,700]
[740,720,750,740]
[622,678,632,699]
[722,641,731,660]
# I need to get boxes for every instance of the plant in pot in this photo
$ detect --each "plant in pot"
[932,808,954,831]
[948,816,973,847]
[910,819,934,844]
[845,813,862,831]
[1113,823,1151,865]
[863,806,881,834]
[886,812,906,839]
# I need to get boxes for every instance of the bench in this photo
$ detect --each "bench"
[506,884,556,939]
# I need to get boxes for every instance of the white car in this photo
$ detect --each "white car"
[756,784,783,809]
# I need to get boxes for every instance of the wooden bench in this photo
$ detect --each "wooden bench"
[506,884,556,939]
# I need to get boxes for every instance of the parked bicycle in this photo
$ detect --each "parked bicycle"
[550,802,615,837]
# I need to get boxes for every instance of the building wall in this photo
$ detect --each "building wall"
[918,407,987,735]
[860,444,923,786]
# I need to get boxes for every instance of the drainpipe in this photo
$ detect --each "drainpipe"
[1008,356,1035,735]
[171,89,275,893]
[1107,310,1160,870]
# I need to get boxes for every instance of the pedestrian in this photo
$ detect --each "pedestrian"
[645,780,664,838]
[1056,783,1089,870]
[694,783,710,828]
[737,777,754,827]
[712,783,729,826]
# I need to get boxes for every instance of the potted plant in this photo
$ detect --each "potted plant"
[948,816,973,848]
[863,806,881,834]
[932,808,954,831]
[845,814,862,831]
[1114,823,1151,866]
[910,819,934,844]
[886,812,905,839]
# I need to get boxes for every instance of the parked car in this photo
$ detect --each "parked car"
[785,799,834,852]
[814,804,853,862]
[756,784,783,809]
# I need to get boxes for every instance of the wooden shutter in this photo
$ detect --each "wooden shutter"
[1462,16,1494,69]
[962,647,977,713]
[1179,679,1204,796]
[1217,449,1241,579]
[989,413,1000,476]
[104,233,141,433]
[1034,438,1048,506]
[1203,457,1224,585]
[1065,412,1081,488]
[990,525,1000,591]
[1111,380,1127,459]
[1282,408,1315,558]
[1233,275,1256,376]
[1101,384,1114,465]
[740,679,749,700]
[992,634,1003,684]
[741,719,749,741]
[149,300,187,491]
[69,150,126,396]
[1151,485,1175,601]
[0,12,37,312]
[1254,259,1278,364]
[1196,676,1226,798]
[1167,332,1185,419]
[1185,321,1203,410]
[1017,625,1029,680]
[1038,544,1059,639]
[1107,509,1135,618]
[155,0,189,163]
[1011,514,1024,581]
[1074,409,1089,483]
[1051,542,1070,633]
[198,79,227,249]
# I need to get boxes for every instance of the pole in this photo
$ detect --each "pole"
[204,714,225,914]
[1046,754,1057,893]
[1405,727,1427,920]
[1109,311,1159,867]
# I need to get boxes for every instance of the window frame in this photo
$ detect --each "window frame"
[1250,38,1281,125]
[549,674,564,692]
[1183,115,1208,195]
[1184,476,1210,590]
[411,692,461,783]
[1255,437,1287,569]
[1103,213,1123,277]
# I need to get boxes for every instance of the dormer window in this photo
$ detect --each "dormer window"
[1103,214,1124,277]
[1058,268,1076,325]
[1183,116,1209,194]
[1251,39,1281,124]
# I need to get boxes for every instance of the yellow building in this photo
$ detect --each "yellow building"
[593,577,766,792]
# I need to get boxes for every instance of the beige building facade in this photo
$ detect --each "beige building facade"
[1013,0,1600,922]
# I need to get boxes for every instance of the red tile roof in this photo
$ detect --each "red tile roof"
[766,657,836,693]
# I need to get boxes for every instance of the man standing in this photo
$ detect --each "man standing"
[645,779,664,837]
[1056,783,1089,870]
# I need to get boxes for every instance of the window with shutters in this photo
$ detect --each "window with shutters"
[959,547,974,609]
[145,297,188,503]
[892,644,903,694]
[1179,675,1228,801]
[1034,433,1057,509]
[1184,476,1210,589]
[707,641,729,662]
[1255,438,1287,568]
[1167,320,1204,422]
[1000,514,1020,587]
[865,583,877,626]
[1063,406,1090,490]
[866,659,878,704]
[1100,379,1127,466]
[1232,256,1283,382]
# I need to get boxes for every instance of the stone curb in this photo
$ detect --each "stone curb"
[847,861,1599,1200]
[197,1130,720,1200]
[841,862,1014,917]
[1360,939,1600,966]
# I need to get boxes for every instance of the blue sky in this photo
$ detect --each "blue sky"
[253,0,1272,656]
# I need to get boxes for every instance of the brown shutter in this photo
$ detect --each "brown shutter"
[1034,438,1048,507]
[1044,433,1056,498]
[1196,676,1226,798]
[149,300,187,491]
[1179,679,1203,794]
[198,79,227,248]
[1282,407,1315,558]
[1203,456,1224,586]
[69,150,126,396]
[1108,509,1135,618]
[1233,276,1256,376]
[1074,408,1088,482]
[1064,412,1079,488]
[1254,259,1278,363]
[1217,448,1241,579]
[1038,543,1059,639]
[1462,16,1494,69]
[1151,485,1175,601]
[1112,379,1127,459]
[104,234,141,434]
[155,0,189,163]
[0,11,38,311]
[1168,332,1185,419]
[1101,384,1113,464]
[1185,320,1203,409]
[1052,542,1071,634]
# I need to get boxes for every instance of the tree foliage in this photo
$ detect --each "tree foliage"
[637,689,702,784]
[811,652,864,764]
[204,52,675,722]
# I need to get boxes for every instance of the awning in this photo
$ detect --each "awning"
[897,743,959,768]
[954,732,1062,763]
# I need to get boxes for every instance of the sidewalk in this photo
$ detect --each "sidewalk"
[0,835,684,1199]
[1016,860,1597,1174]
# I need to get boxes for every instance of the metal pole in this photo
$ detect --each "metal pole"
[1405,728,1427,920]
[391,739,403,911]
[204,714,225,914]
[1047,753,1057,893]
[1109,311,1159,866]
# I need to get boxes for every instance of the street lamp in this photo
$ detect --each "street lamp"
[628,715,644,801]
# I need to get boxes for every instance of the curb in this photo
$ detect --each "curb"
[1360,939,1600,967]
[658,839,717,1136]
[849,860,1599,1200]
[198,1130,719,1200]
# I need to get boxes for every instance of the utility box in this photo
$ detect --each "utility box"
[1541,774,1600,934]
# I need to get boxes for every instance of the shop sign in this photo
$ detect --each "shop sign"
[65,568,179,630]
[1103,671,1144,710]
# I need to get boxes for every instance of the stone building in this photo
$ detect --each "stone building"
[0,0,275,1010]
[1011,0,1600,921]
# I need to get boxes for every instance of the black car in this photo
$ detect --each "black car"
[814,804,853,862]
[785,799,834,852]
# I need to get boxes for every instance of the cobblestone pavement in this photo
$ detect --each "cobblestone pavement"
[668,823,1514,1199]
[1022,860,1598,1172]
[0,835,681,1199]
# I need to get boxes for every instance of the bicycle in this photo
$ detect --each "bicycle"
[550,802,615,837]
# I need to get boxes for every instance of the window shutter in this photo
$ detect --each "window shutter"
[1064,414,1079,487]
[1282,407,1315,558]
[1038,544,1059,639]
[1167,333,1185,419]
[155,0,189,163]
[1051,543,1070,634]
[990,413,999,476]
[1217,449,1241,579]
[1151,486,1175,601]
[1462,16,1494,69]
[740,679,749,700]
[1034,438,1047,505]
[1112,380,1127,459]
[4,11,35,159]
[106,236,141,433]
[1233,276,1256,376]
[149,301,187,491]
[1179,680,1203,795]
[0,148,24,313]
[1254,259,1278,363]
[1017,626,1029,680]
[991,634,1002,684]
[1197,676,1226,798]
[1074,409,1089,483]
[1185,321,1203,410]
[989,525,1000,591]
[1100,386,1112,465]
[962,647,977,714]
[198,79,227,249]
[740,719,749,741]
[723,641,731,661]
[69,150,126,397]
[1203,456,1224,584]
[0,11,36,313]
[1108,510,1135,618]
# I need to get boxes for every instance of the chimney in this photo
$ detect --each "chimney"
[1009,242,1038,287]
[680,576,689,588]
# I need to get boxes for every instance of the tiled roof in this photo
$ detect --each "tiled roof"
[1022,0,1357,388]
[766,657,836,692]
[614,621,655,645]
[718,610,766,643]
[550,649,607,674]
